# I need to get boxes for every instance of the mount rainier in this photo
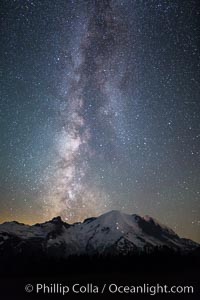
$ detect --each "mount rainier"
[0,210,198,258]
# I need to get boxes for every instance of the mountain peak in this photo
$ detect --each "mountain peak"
[50,216,63,223]
[98,209,139,219]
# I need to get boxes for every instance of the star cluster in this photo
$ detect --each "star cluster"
[0,0,199,242]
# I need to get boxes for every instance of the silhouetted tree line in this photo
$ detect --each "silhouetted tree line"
[0,245,199,277]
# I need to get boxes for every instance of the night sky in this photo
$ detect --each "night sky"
[0,0,199,242]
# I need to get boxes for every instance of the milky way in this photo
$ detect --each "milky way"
[0,0,200,242]
[45,1,131,221]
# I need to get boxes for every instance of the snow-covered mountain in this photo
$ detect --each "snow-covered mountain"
[0,210,199,258]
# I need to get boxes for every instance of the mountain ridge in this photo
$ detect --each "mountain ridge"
[0,210,199,258]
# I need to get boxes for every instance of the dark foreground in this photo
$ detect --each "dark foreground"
[0,253,199,300]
